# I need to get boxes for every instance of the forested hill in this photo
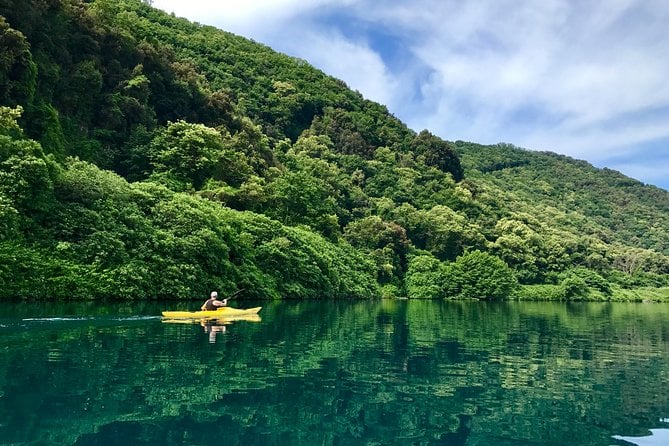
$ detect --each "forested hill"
[1,0,667,301]
[456,142,669,256]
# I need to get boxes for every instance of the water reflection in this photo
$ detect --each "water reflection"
[2,300,669,446]
[202,320,227,343]
[161,314,262,343]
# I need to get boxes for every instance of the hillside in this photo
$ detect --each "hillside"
[457,142,668,255]
[0,0,667,300]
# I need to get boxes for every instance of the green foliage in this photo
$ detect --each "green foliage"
[0,117,57,218]
[405,255,445,299]
[265,170,338,234]
[0,105,23,135]
[410,130,463,181]
[609,286,669,302]
[487,213,571,283]
[147,120,252,189]
[514,268,614,301]
[405,251,518,301]
[448,250,518,300]
[310,107,375,157]
[344,216,410,284]
[563,267,612,296]
[0,192,19,239]
[0,0,666,300]
[1,153,378,299]
[0,17,36,105]
[561,275,589,300]
[514,284,566,301]
[388,204,485,261]
[456,141,669,262]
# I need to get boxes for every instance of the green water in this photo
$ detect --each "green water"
[1,300,669,445]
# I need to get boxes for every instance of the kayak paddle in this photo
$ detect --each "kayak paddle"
[223,289,245,301]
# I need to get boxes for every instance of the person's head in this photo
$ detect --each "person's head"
[211,291,218,298]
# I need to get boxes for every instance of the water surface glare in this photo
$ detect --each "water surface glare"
[1,300,669,445]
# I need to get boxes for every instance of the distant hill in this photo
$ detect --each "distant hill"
[456,141,668,255]
[0,0,667,300]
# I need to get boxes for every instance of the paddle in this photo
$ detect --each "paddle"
[221,288,245,302]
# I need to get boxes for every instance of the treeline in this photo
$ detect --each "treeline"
[0,0,667,300]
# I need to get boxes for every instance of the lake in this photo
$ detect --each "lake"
[1,299,669,445]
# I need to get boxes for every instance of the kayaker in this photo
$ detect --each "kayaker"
[201,291,228,311]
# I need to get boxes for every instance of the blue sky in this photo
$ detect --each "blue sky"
[152,0,669,191]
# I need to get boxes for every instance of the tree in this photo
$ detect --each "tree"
[266,169,338,237]
[405,255,445,299]
[410,130,463,181]
[344,216,410,283]
[0,105,23,135]
[309,107,376,158]
[449,250,517,300]
[388,204,485,261]
[0,107,56,217]
[0,17,36,105]
[148,120,252,189]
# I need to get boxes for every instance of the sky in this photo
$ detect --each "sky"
[152,0,669,191]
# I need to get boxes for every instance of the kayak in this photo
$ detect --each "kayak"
[162,306,262,319]
[162,313,261,324]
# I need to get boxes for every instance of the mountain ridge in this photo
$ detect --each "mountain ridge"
[0,0,667,300]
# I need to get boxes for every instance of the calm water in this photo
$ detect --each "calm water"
[1,300,669,445]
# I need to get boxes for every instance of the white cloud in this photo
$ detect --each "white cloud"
[278,29,402,109]
[394,1,669,172]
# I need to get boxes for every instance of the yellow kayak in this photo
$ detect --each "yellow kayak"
[162,313,261,324]
[162,306,262,319]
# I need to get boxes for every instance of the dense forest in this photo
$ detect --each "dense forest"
[0,0,667,300]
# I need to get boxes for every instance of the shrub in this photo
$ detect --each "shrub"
[405,255,444,299]
[514,284,566,301]
[450,250,518,300]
